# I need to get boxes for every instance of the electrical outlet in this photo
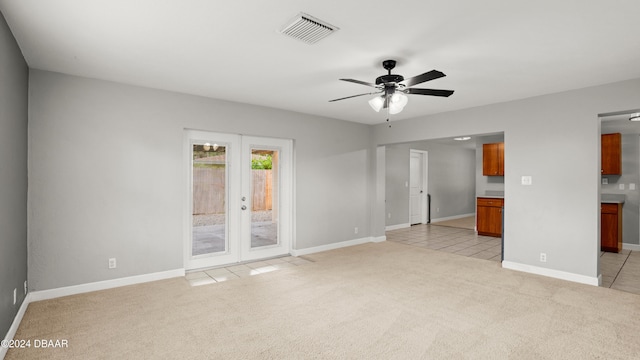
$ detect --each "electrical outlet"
[602,178,608,185]
[521,176,532,185]
[631,183,636,190]
[540,253,547,262]
[24,281,27,294]
[13,288,17,305]
[108,258,117,269]
[437,208,440,213]
[619,183,625,190]
[388,213,391,219]
[354,227,358,234]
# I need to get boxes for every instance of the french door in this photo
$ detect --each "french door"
[184,130,292,270]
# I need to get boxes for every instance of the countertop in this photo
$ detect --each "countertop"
[601,194,625,204]
[478,191,504,199]
[478,193,622,202]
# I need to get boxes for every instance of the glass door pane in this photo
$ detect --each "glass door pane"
[192,143,227,256]
[250,149,279,249]
[185,130,241,271]
[240,136,291,262]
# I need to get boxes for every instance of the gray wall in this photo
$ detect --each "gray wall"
[601,133,639,246]
[373,78,640,280]
[0,10,28,338]
[385,141,475,227]
[476,134,505,196]
[28,70,372,291]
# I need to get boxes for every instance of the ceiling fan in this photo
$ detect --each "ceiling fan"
[329,59,454,117]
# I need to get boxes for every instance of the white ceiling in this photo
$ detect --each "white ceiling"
[2,0,640,125]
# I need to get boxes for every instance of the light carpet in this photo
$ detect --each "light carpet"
[7,242,640,359]
[431,215,476,230]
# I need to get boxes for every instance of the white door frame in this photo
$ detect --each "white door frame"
[409,149,429,225]
[183,130,293,270]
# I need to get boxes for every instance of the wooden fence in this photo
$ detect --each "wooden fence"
[193,168,272,214]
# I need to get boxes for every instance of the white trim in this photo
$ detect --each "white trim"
[502,261,599,286]
[431,213,475,223]
[622,243,640,251]
[1,293,31,360]
[29,269,185,302]
[291,237,381,256]
[371,236,386,243]
[385,223,410,231]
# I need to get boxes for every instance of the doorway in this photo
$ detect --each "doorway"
[409,150,428,225]
[184,130,293,270]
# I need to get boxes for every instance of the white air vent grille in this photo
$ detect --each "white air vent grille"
[280,13,339,44]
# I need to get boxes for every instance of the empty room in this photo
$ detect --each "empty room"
[2,1,640,359]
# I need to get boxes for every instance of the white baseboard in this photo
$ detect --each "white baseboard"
[385,223,410,231]
[292,236,383,256]
[1,293,31,360]
[502,261,599,286]
[431,213,475,223]
[29,268,185,302]
[623,243,640,251]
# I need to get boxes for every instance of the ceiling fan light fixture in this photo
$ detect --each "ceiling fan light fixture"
[368,96,384,112]
[389,93,408,114]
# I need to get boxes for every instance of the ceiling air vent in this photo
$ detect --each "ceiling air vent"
[280,12,339,44]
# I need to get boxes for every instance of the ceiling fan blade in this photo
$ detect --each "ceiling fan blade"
[328,92,381,102]
[406,88,454,97]
[339,78,379,88]
[399,70,446,87]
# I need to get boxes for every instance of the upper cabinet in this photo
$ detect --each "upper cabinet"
[601,133,621,175]
[483,142,504,176]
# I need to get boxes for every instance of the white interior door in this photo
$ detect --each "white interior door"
[410,150,427,225]
[184,130,292,270]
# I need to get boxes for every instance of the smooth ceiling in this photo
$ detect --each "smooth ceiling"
[1,0,640,125]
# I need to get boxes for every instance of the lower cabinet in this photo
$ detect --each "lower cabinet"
[601,203,622,253]
[477,197,504,237]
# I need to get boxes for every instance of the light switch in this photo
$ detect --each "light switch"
[602,178,608,185]
[631,183,636,190]
[521,176,532,186]
[619,184,625,190]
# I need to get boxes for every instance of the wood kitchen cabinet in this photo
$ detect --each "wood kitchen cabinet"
[482,142,504,176]
[601,133,621,175]
[477,197,504,237]
[601,202,622,253]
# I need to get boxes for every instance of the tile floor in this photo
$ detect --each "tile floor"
[386,224,503,261]
[388,224,640,295]
[600,249,640,294]
[186,255,312,286]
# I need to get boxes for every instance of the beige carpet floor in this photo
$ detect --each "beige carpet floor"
[7,242,640,359]
[431,215,476,230]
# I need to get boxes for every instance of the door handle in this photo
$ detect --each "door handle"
[241,205,247,210]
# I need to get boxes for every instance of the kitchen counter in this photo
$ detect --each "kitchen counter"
[480,191,504,199]
[601,194,625,204]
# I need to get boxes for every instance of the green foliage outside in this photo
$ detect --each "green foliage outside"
[252,154,272,169]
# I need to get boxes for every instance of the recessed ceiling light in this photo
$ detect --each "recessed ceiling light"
[630,113,640,121]
[454,136,471,141]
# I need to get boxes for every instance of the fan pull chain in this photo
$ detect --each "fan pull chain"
[387,104,391,127]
